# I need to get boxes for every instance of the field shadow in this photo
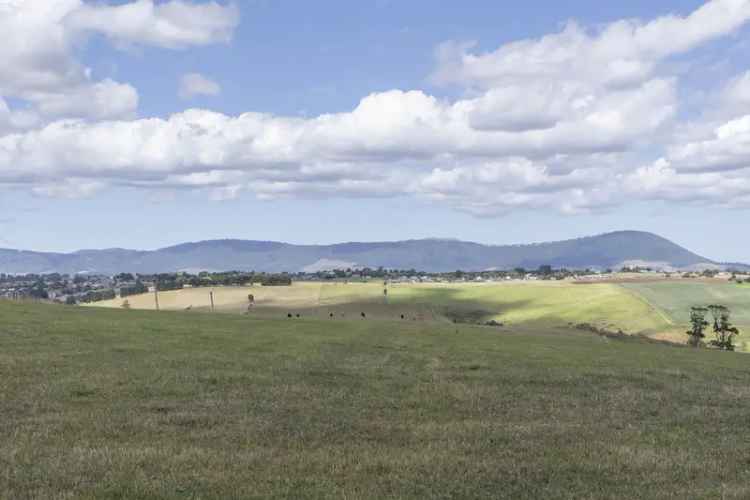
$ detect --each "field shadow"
[238,286,540,328]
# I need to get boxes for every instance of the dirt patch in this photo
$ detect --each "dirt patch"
[575,323,687,348]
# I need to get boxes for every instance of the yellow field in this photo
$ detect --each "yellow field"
[94,282,327,314]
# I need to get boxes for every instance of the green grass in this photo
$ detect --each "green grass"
[621,281,750,348]
[387,282,669,334]
[2,300,750,499]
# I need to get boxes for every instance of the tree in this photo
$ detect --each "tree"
[29,281,49,299]
[686,306,709,347]
[538,265,553,276]
[261,274,292,286]
[707,304,740,351]
[121,280,148,298]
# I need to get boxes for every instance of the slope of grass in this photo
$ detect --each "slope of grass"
[388,282,669,334]
[622,281,750,349]
[95,282,327,313]
[93,281,669,334]
[2,301,749,499]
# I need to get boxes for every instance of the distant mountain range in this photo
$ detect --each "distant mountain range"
[0,231,745,275]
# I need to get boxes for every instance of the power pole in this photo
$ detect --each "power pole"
[153,282,160,311]
[210,290,215,312]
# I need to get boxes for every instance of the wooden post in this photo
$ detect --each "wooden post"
[153,284,160,311]
[210,290,215,312]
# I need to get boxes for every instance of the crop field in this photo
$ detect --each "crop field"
[2,300,750,498]
[93,281,670,335]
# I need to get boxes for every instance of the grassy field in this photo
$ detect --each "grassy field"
[3,300,750,498]
[621,281,750,349]
[387,282,668,334]
[93,281,670,335]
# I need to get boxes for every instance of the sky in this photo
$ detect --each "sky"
[2,0,750,262]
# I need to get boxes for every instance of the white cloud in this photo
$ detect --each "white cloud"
[179,73,222,100]
[65,0,239,49]
[432,0,750,90]
[665,115,750,173]
[723,70,750,107]
[0,1,237,127]
[0,97,40,133]
[32,178,105,199]
[2,0,750,214]
[33,79,139,120]
[624,159,750,208]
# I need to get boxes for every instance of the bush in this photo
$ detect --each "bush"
[261,275,292,286]
[79,289,116,303]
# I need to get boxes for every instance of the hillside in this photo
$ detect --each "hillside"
[2,301,749,498]
[0,231,722,274]
[91,281,672,338]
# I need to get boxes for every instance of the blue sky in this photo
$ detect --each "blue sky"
[3,0,750,262]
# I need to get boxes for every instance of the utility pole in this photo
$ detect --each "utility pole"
[153,282,160,311]
[209,290,215,312]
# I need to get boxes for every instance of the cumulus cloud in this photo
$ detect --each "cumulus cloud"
[179,73,222,100]
[0,0,237,128]
[65,0,239,49]
[432,0,750,90]
[624,159,750,208]
[1,0,750,214]
[33,79,139,120]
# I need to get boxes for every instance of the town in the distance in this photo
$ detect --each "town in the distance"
[3,265,750,306]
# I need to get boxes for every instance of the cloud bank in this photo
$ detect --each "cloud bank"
[2,0,750,214]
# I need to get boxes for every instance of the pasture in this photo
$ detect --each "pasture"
[2,300,750,498]
[92,281,670,336]
[621,281,750,349]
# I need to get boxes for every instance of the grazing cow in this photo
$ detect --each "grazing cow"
[400,314,405,319]
[361,312,366,319]
[287,313,293,318]
[329,313,334,319]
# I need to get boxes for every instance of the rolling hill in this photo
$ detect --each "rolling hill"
[0,230,736,274]
[3,300,750,498]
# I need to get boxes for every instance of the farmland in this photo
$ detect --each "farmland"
[3,299,750,498]
[91,279,750,350]
[92,281,671,336]
[621,281,750,349]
